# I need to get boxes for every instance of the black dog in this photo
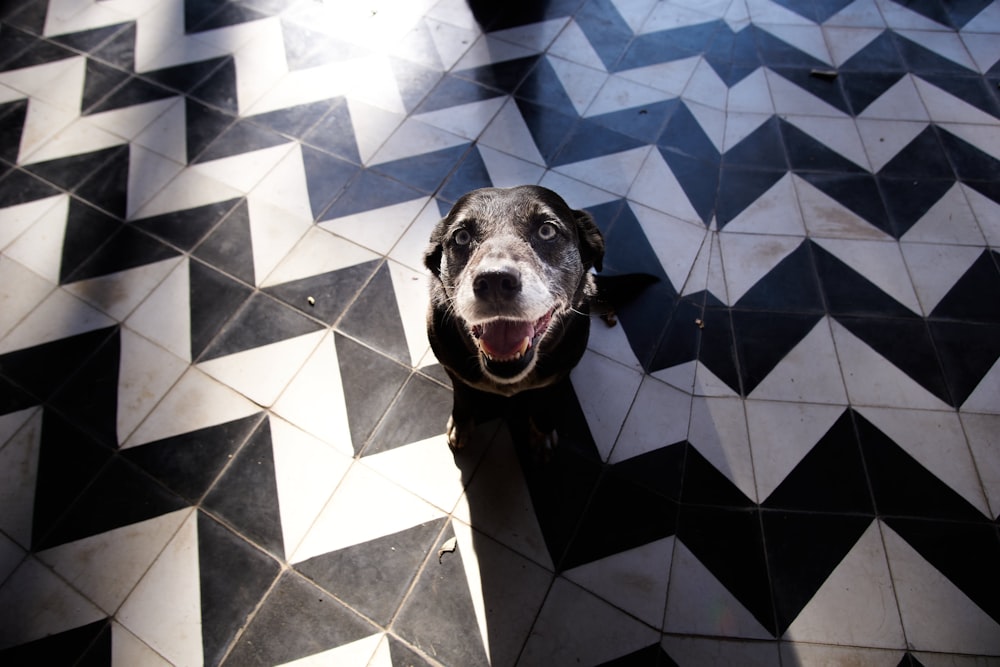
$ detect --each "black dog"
[425,185,649,450]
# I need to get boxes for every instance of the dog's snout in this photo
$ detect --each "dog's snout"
[473,268,521,299]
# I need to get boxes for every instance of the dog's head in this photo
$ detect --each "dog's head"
[425,185,605,384]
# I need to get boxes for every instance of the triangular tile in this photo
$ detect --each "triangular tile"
[718,232,802,305]
[813,238,921,316]
[793,175,893,240]
[665,537,773,638]
[882,522,1000,655]
[0,408,42,548]
[271,332,352,456]
[291,461,444,564]
[117,512,204,667]
[265,259,380,327]
[124,260,191,361]
[37,509,189,615]
[196,512,282,667]
[191,199,255,285]
[478,98,547,166]
[319,180,425,249]
[687,396,757,501]
[900,242,983,315]
[960,355,1000,414]
[122,413,262,502]
[47,327,121,446]
[269,416,352,558]
[187,260,253,361]
[124,367,260,447]
[0,557,105,649]
[203,418,285,558]
[65,256,181,322]
[0,288,115,356]
[278,634,386,667]
[337,262,411,363]
[295,519,445,625]
[745,317,847,404]
[782,521,904,647]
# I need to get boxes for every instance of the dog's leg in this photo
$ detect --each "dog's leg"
[446,381,478,449]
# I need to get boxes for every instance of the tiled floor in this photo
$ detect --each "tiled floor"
[0,0,999,664]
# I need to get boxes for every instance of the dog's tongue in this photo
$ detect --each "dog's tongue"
[478,320,533,359]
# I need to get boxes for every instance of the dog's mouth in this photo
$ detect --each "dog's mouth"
[470,310,553,376]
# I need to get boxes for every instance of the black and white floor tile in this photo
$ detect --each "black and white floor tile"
[1,0,999,664]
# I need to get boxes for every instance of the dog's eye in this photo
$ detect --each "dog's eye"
[453,229,472,246]
[537,222,557,241]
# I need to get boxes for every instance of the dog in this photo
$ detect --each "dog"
[425,185,645,450]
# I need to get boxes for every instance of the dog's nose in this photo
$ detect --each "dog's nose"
[473,269,521,299]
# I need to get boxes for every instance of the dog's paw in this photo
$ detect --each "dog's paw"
[446,415,475,449]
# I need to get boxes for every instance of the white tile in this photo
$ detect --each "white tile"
[721,174,806,237]
[793,175,893,240]
[0,256,54,341]
[642,1,717,32]
[490,17,568,52]
[938,122,1000,164]
[688,395,757,501]
[682,58,728,113]
[664,539,773,639]
[746,400,846,502]
[830,319,953,411]
[961,31,1000,73]
[320,197,430,256]
[571,350,644,461]
[875,0,949,31]
[270,416,353,561]
[824,26,886,65]
[344,98,405,166]
[0,287,115,355]
[389,197,449,273]
[414,96,506,141]
[118,511,203,667]
[548,19,607,71]
[960,412,1000,519]
[586,74,672,118]
[748,317,849,405]
[913,76,1000,126]
[246,199,312,288]
[627,148,706,225]
[783,521,906,648]
[564,537,673,628]
[664,635,781,667]
[291,461,444,563]
[476,145,547,190]
[900,183,986,246]
[263,226,380,287]
[882,522,1000,655]
[271,332,353,456]
[125,366,260,447]
[858,406,992,517]
[368,116,467,166]
[519,577,660,665]
[897,30,978,71]
[125,145,186,220]
[613,376,692,463]
[198,330,326,408]
[0,194,65,251]
[960,356,1000,415]
[38,509,190,615]
[278,634,384,667]
[2,194,70,283]
[858,74,929,121]
[65,256,182,322]
[756,23,832,65]
[812,237,922,315]
[766,67,847,117]
[124,257,191,361]
[116,327,188,444]
[963,183,1000,247]
[717,232,802,305]
[387,259,434,367]
[780,644,905,666]
[479,98,547,166]
[723,112,772,152]
[362,434,466,514]
[630,200,708,293]
[553,146,652,197]
[900,242,983,315]
[618,57,700,97]
[824,0,886,28]
[111,622,173,667]
[785,114,872,170]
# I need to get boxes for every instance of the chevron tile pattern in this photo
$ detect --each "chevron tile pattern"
[1,0,999,664]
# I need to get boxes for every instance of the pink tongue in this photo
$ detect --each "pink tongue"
[479,320,533,359]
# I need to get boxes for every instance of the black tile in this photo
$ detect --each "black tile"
[80,58,131,112]
[300,145,361,218]
[188,260,254,360]
[0,24,38,70]
[295,519,446,625]
[877,176,956,238]
[723,117,787,171]
[200,292,325,361]
[192,199,255,284]
[771,0,855,23]
[782,118,866,175]
[561,466,678,569]
[611,442,686,502]
[222,570,379,666]
[938,125,1000,182]
[514,98,579,165]
[194,118,290,163]
[363,372,452,456]
[0,33,76,70]
[132,198,243,251]
[31,411,115,550]
[336,262,410,361]
[645,293,703,374]
[0,327,117,404]
[762,409,872,513]
[198,511,282,667]
[731,310,824,395]
[417,74,505,114]
[187,0,268,32]
[768,67,851,115]
[840,71,908,116]
[88,22,135,70]
[697,306,743,394]
[716,167,787,228]
[619,25,715,74]
[598,644,679,667]
[76,145,130,217]
[335,332,412,454]
[838,31,907,74]
[185,98,236,162]
[855,413,985,521]
[87,75,175,115]
[0,619,111,666]
[892,31,974,75]
[387,636,438,667]
[812,241,915,317]
[391,523,491,667]
[799,172,891,236]
[676,504,776,635]
[39,455,188,550]
[203,418,285,558]
[515,56,582,117]
[438,145,492,202]
[878,126,955,179]
[455,55,542,96]
[0,99,27,164]
[590,99,679,144]
[735,241,824,312]
[681,444,755,509]
[123,413,264,502]
[264,259,379,325]
[65,225,180,283]
[144,55,230,95]
[927,319,1000,407]
[48,328,120,445]
[553,117,647,167]
[884,517,1000,625]
[22,146,122,194]
[0,168,60,207]
[251,99,337,140]
[763,510,873,635]
[754,26,826,69]
[930,250,1000,323]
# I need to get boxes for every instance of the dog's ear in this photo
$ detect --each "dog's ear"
[424,218,449,276]
[573,209,605,272]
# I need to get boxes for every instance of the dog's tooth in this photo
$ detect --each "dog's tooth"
[517,337,530,357]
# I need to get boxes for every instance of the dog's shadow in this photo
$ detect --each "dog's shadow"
[447,377,605,665]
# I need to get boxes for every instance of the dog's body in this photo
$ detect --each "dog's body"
[424,185,606,449]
